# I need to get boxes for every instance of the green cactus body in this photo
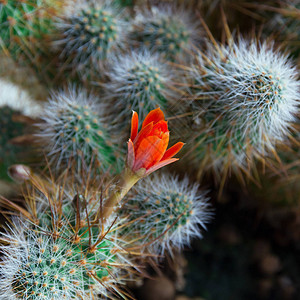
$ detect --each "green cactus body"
[71,6,118,57]
[56,1,126,73]
[0,106,27,181]
[132,7,200,61]
[57,103,115,167]
[39,89,121,173]
[140,18,189,59]
[127,191,192,237]
[0,1,38,40]
[113,0,133,7]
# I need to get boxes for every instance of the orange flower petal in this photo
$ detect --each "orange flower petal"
[161,142,184,161]
[142,107,165,129]
[141,132,170,169]
[127,139,135,169]
[134,122,153,148]
[148,120,169,137]
[133,136,161,171]
[145,158,179,176]
[130,111,139,141]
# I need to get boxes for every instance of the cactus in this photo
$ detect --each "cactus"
[0,0,61,68]
[120,173,211,255]
[104,50,179,126]
[0,175,135,299]
[130,5,201,61]
[37,87,121,173]
[54,0,127,74]
[188,39,300,178]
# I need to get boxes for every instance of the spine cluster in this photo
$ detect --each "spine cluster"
[0,1,299,300]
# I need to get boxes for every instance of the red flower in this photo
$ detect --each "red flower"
[127,108,184,176]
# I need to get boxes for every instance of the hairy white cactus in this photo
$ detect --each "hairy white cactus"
[121,173,211,255]
[189,39,299,175]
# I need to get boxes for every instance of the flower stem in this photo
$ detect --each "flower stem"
[102,168,141,219]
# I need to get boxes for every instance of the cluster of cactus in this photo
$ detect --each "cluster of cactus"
[0,81,204,299]
[0,1,300,299]
[0,176,134,299]
[0,132,205,299]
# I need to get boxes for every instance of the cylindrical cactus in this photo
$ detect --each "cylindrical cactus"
[0,175,134,299]
[37,87,121,173]
[188,39,300,178]
[120,173,211,255]
[130,5,201,61]
[53,0,128,74]
[104,50,180,129]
